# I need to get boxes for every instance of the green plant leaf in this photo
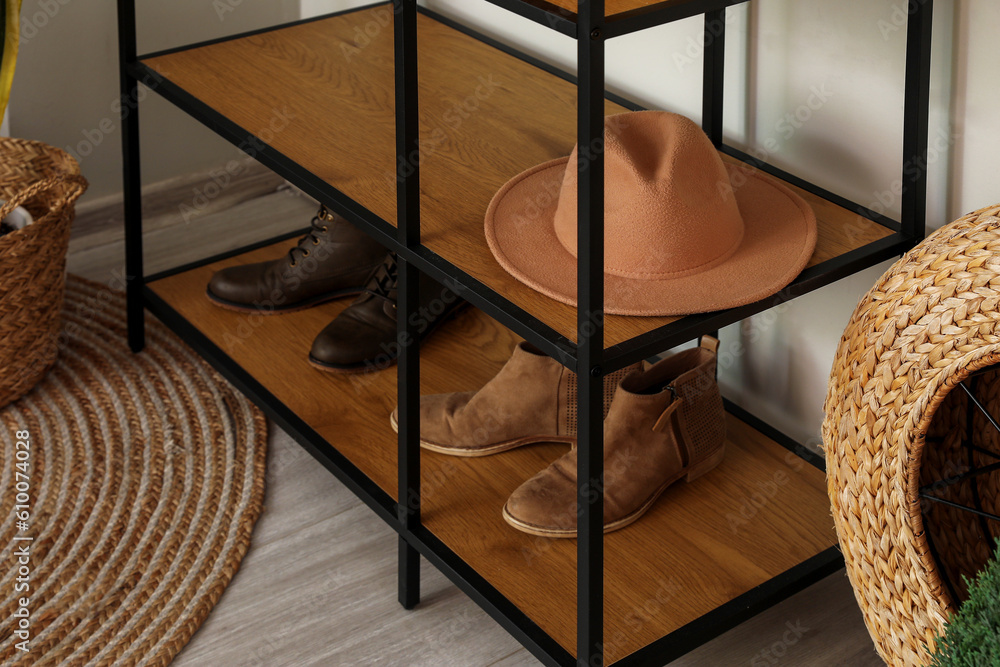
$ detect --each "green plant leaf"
[930,542,1000,666]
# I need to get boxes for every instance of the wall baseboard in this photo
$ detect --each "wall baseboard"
[71,159,297,250]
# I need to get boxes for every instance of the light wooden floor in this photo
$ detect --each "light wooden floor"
[70,192,884,666]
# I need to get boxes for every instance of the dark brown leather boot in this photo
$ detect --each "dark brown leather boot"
[309,253,466,373]
[502,337,726,537]
[206,206,385,313]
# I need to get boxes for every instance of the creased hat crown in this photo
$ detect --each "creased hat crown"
[553,112,744,280]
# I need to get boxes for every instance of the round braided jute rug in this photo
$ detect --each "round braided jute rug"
[0,275,267,665]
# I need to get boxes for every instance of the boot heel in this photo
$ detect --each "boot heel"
[685,446,725,482]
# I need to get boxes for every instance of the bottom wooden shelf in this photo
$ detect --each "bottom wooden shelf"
[148,239,838,664]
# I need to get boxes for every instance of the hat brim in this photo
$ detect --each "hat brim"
[484,157,818,316]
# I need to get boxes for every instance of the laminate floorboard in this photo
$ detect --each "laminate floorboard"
[71,192,884,666]
[67,189,318,281]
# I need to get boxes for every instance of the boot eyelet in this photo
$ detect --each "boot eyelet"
[312,238,321,246]
[290,260,298,268]
[321,226,329,233]
[302,250,310,258]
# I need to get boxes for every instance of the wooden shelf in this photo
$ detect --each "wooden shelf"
[546,0,716,20]
[149,239,837,664]
[141,5,894,352]
[479,0,741,36]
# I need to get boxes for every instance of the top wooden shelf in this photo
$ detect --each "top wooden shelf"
[549,0,695,12]
[141,3,896,361]
[480,0,748,38]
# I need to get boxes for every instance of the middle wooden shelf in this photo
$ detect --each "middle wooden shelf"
[139,3,900,364]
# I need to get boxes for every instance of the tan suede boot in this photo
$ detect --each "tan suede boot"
[389,342,641,457]
[502,337,726,537]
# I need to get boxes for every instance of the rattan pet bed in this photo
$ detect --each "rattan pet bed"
[824,203,1000,665]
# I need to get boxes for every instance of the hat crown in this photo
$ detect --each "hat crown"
[553,112,745,279]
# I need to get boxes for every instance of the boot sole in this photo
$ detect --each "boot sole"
[501,446,727,538]
[307,355,394,375]
[389,411,575,457]
[205,287,363,315]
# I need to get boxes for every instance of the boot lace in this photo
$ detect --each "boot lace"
[287,206,333,267]
[363,253,398,302]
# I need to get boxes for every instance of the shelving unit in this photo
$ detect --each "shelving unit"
[116,1,933,665]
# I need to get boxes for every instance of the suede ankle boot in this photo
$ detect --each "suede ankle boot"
[502,337,726,537]
[389,342,641,457]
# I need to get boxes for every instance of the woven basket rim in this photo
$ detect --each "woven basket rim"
[0,136,82,174]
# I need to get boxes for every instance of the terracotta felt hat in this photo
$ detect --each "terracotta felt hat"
[484,111,818,316]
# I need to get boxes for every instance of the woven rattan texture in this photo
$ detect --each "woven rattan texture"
[0,276,267,666]
[0,138,87,407]
[823,203,1000,666]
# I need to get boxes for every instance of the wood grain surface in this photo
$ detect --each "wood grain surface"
[543,0,706,20]
[150,241,836,662]
[143,6,893,350]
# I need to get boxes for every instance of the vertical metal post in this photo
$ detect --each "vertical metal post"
[393,0,421,611]
[901,0,933,240]
[702,8,727,146]
[577,1,605,665]
[117,0,144,352]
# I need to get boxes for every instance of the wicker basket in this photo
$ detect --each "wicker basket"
[823,203,1000,666]
[0,138,88,407]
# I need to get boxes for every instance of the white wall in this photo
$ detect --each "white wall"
[8,0,300,206]
[950,2,1000,212]
[718,0,994,446]
[352,0,992,445]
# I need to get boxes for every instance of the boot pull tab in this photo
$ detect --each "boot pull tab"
[652,388,683,433]
[652,388,700,469]
[699,336,720,354]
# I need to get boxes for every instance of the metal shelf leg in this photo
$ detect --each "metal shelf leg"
[702,8,726,146]
[578,1,606,664]
[394,0,422,611]
[117,0,145,352]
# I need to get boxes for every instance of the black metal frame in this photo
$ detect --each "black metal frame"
[117,0,144,353]
[115,1,935,665]
[576,3,606,662]
[902,0,935,239]
[120,2,921,375]
[394,0,423,612]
